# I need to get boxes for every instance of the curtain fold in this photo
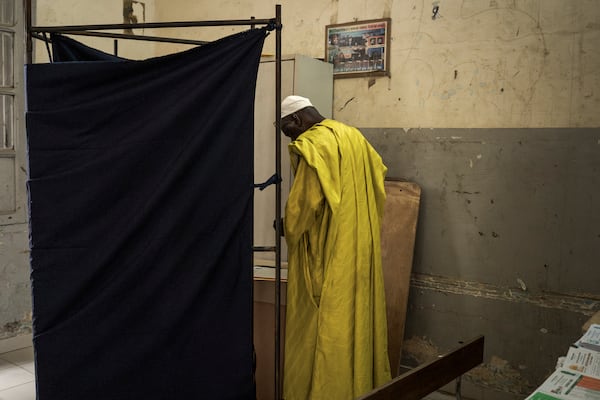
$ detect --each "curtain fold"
[26,28,266,400]
[51,33,125,61]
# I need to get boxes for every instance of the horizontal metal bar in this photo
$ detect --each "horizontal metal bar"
[30,32,46,41]
[57,31,209,46]
[30,19,275,34]
[253,246,277,252]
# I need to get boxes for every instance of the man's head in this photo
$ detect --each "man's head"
[279,95,325,140]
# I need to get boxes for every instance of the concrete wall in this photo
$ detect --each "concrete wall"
[34,0,158,61]
[150,1,600,398]
[2,1,597,398]
[0,225,31,340]
[362,127,599,399]
[334,0,600,128]
[155,0,600,128]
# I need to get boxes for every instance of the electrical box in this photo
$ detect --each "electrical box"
[253,54,333,266]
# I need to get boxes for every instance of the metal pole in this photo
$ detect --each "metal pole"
[30,18,275,33]
[42,32,52,63]
[274,5,283,400]
[54,30,209,46]
[455,376,463,400]
[25,0,32,63]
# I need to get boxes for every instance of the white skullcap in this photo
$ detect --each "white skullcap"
[281,95,313,118]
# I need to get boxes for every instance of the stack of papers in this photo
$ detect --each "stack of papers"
[526,324,600,400]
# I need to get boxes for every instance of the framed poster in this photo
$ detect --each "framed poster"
[325,18,391,78]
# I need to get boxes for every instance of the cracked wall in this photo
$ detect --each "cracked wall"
[0,226,32,339]
[3,2,596,399]
[364,127,599,399]
[153,0,599,128]
[34,0,157,61]
[333,0,600,129]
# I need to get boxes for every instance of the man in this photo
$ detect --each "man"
[279,95,391,399]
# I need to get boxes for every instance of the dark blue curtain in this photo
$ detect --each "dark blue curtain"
[26,28,266,400]
[51,33,125,61]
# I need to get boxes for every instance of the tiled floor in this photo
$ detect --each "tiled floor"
[0,345,35,400]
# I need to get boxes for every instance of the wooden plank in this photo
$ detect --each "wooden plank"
[381,180,421,375]
[253,281,287,400]
[358,336,485,400]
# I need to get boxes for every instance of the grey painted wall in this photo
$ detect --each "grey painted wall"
[9,1,599,398]
[0,224,31,340]
[362,127,600,399]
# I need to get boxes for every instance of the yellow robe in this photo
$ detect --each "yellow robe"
[283,119,391,400]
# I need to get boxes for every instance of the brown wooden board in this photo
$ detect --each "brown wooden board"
[381,180,421,376]
[253,281,287,400]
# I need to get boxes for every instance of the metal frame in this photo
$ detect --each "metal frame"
[25,3,285,399]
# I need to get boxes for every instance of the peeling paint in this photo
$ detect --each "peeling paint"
[0,225,31,340]
[453,190,481,195]
[338,97,356,112]
[0,316,32,340]
[411,273,600,316]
